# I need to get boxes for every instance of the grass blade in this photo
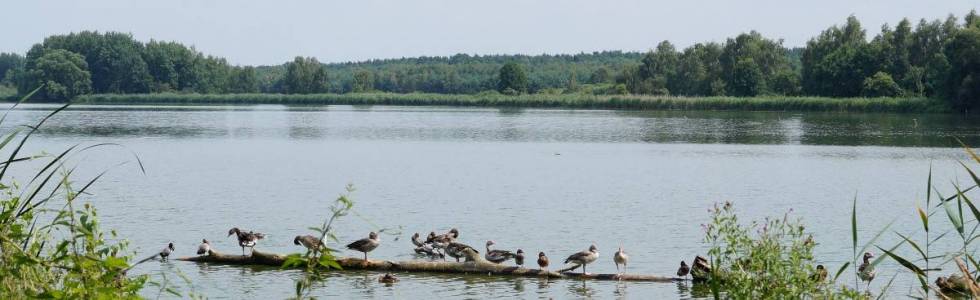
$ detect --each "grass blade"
[833,262,851,282]
[877,246,924,276]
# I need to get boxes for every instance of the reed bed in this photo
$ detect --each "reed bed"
[72,92,951,113]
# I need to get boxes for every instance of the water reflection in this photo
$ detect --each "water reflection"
[569,280,597,298]
[0,104,975,147]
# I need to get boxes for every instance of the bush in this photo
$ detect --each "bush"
[861,72,904,97]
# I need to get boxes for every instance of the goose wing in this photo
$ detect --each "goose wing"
[564,250,590,264]
[347,237,374,250]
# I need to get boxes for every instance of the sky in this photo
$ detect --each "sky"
[1,0,977,66]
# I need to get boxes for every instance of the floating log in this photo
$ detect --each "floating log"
[178,249,680,282]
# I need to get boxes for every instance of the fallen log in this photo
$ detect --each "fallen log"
[177,249,680,282]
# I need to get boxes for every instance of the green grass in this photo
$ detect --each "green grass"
[70,92,953,113]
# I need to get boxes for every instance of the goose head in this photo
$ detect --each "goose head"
[293,236,302,245]
[228,227,240,237]
[168,242,175,251]
[202,239,209,244]
[680,260,688,267]
[863,252,874,262]
[485,240,495,248]
[589,244,598,253]
[412,232,420,240]
[369,231,379,240]
[449,228,459,238]
[538,252,546,258]
[426,231,437,242]
[516,249,524,255]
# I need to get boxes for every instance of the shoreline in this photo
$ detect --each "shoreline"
[14,93,955,114]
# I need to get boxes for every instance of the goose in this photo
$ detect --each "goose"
[484,240,517,264]
[428,228,459,246]
[294,235,324,252]
[692,255,712,281]
[812,264,827,283]
[196,239,211,256]
[537,252,549,269]
[228,227,265,256]
[858,252,876,289]
[378,273,399,284]
[614,246,628,274]
[676,261,690,280]
[346,232,381,260]
[411,233,425,248]
[159,242,175,261]
[515,249,525,266]
[564,244,599,274]
[445,242,478,262]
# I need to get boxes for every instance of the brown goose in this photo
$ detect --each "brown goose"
[228,227,265,256]
[159,242,175,261]
[484,240,517,264]
[378,273,399,284]
[537,252,549,269]
[564,244,599,274]
[346,232,381,260]
[692,255,712,281]
[445,241,478,262]
[411,233,425,248]
[812,264,828,283]
[613,246,628,274]
[676,261,690,280]
[196,239,211,256]
[294,235,324,252]
[515,249,525,266]
[858,252,876,289]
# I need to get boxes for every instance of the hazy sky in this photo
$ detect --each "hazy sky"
[2,0,977,65]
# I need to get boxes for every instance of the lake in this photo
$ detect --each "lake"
[4,104,979,299]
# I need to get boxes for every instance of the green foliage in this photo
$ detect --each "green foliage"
[861,72,904,97]
[703,202,836,298]
[730,58,765,96]
[351,70,374,92]
[944,25,980,111]
[282,57,329,94]
[497,62,528,94]
[0,52,24,84]
[0,99,147,298]
[17,49,92,101]
[287,184,355,299]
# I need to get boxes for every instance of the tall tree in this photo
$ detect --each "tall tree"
[17,49,91,101]
[282,56,329,94]
[0,53,24,84]
[352,70,375,92]
[944,24,980,111]
[496,62,528,94]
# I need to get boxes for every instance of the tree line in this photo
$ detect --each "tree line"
[1,11,978,110]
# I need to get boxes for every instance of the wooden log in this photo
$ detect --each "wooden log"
[177,249,680,282]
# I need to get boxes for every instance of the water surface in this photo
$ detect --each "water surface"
[4,104,979,299]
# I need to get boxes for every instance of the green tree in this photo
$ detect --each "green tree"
[228,66,259,93]
[0,53,24,84]
[730,58,765,96]
[861,72,903,97]
[944,25,980,111]
[589,67,612,84]
[17,49,92,101]
[352,70,375,92]
[638,41,678,94]
[282,56,329,94]
[496,62,528,94]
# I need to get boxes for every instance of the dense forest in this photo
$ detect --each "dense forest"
[1,10,978,111]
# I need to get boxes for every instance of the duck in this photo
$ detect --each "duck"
[484,240,517,264]
[564,244,599,274]
[858,252,876,289]
[346,231,381,260]
[196,239,211,256]
[515,249,525,266]
[378,273,399,284]
[537,252,549,269]
[159,242,175,261]
[812,264,827,283]
[676,260,690,280]
[294,235,325,252]
[228,227,265,256]
[445,242,478,262]
[613,246,628,274]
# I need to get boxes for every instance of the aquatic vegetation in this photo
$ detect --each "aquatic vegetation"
[0,90,150,298]
[74,92,949,113]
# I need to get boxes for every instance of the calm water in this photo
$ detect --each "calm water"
[4,104,980,299]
